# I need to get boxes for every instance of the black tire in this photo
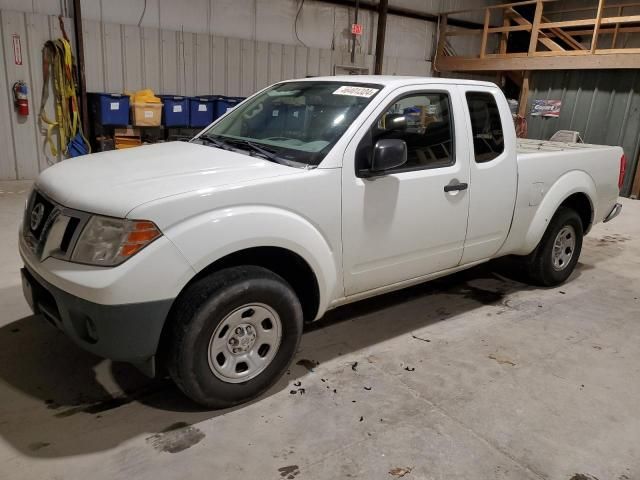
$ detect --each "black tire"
[166,266,303,408]
[521,207,584,287]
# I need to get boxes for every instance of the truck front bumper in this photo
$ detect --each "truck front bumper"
[22,264,172,374]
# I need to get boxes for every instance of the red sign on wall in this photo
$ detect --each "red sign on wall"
[12,34,22,65]
[351,23,363,36]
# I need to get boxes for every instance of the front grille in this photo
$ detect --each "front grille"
[22,190,89,261]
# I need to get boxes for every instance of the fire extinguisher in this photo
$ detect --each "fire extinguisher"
[12,81,29,116]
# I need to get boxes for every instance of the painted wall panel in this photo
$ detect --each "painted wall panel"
[122,25,143,91]
[83,19,105,92]
[141,27,161,92]
[0,11,17,179]
[268,43,283,85]
[195,33,211,94]
[241,39,255,97]
[1,10,39,179]
[160,29,178,93]
[226,37,241,96]
[102,22,123,92]
[182,32,196,96]
[211,35,226,94]
[254,41,269,90]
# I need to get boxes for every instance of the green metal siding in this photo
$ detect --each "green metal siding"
[526,70,640,196]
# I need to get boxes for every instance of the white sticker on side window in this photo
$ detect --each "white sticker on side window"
[333,86,379,98]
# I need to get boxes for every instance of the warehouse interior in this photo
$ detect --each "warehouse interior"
[1,1,639,479]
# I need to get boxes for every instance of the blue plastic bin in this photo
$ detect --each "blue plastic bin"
[89,93,130,126]
[209,96,245,120]
[189,97,215,127]
[159,95,189,127]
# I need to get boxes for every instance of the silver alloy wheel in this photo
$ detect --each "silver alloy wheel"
[208,303,282,383]
[552,225,576,271]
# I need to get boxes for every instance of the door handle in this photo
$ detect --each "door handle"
[444,182,468,193]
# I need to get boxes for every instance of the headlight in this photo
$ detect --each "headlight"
[71,216,161,266]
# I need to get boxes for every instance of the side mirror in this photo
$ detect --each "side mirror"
[369,139,407,175]
[383,113,407,132]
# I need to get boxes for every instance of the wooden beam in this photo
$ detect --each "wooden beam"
[539,19,596,29]
[500,11,510,54]
[436,14,448,60]
[541,16,586,50]
[505,7,565,52]
[528,0,544,54]
[612,6,622,48]
[547,1,640,16]
[480,8,490,58]
[591,0,605,53]
[601,14,640,25]
[548,26,640,37]
[488,24,532,33]
[435,51,640,71]
[595,48,640,54]
[518,71,530,117]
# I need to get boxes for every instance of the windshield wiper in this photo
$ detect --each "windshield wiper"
[194,135,232,150]
[219,138,291,166]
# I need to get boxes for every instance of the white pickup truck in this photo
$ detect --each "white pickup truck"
[20,76,624,408]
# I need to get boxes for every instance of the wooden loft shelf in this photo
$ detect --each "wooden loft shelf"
[435,0,640,72]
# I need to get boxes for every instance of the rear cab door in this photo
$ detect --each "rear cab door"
[458,84,518,264]
[341,83,472,296]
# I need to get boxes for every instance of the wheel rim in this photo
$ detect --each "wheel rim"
[208,303,282,384]
[552,225,576,271]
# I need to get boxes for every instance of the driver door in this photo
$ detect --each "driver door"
[341,84,471,296]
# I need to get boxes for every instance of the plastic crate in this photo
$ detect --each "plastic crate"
[159,95,189,127]
[189,97,215,127]
[212,96,244,119]
[132,102,163,127]
[89,93,130,126]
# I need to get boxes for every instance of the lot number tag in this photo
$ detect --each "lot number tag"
[333,86,378,98]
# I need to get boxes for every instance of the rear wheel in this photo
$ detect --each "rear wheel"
[521,207,583,287]
[166,266,303,408]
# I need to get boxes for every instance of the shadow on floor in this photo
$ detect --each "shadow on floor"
[0,261,583,458]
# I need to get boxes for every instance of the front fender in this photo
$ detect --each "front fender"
[520,170,596,254]
[163,205,339,318]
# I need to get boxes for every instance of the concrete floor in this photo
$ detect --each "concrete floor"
[0,180,639,480]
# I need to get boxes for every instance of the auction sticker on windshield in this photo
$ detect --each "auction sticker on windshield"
[333,86,379,97]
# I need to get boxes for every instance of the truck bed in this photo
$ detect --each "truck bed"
[516,138,617,156]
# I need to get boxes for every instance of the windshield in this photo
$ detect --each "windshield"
[198,81,382,167]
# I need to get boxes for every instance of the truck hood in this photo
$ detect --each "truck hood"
[36,142,298,218]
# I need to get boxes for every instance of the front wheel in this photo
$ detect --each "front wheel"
[166,266,303,408]
[521,207,584,287]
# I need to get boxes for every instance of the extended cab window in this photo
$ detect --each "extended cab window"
[465,92,504,163]
[367,92,454,172]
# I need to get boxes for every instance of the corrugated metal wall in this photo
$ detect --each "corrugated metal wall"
[0,8,433,180]
[526,70,640,196]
